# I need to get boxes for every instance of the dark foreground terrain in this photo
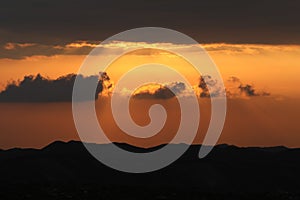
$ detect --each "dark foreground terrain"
[1,141,300,199]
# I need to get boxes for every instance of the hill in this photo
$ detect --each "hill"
[0,141,300,199]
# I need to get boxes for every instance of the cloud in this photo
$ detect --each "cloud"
[4,42,36,50]
[2,40,300,60]
[114,75,270,100]
[132,82,188,99]
[0,41,192,59]
[0,42,97,59]
[197,75,270,98]
[0,0,300,46]
[0,73,106,102]
[0,71,271,102]
[202,43,300,55]
[198,75,225,98]
[226,76,270,97]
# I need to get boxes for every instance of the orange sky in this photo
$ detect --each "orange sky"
[1,96,300,150]
[0,42,299,149]
[1,42,299,96]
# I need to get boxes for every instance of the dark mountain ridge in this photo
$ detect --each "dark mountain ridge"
[1,141,300,199]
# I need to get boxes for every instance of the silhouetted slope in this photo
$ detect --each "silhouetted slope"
[0,141,300,199]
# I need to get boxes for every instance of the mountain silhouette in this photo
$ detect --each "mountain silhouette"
[1,141,300,199]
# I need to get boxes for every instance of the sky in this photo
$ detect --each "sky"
[0,0,300,149]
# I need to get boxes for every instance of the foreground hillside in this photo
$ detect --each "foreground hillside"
[0,141,300,199]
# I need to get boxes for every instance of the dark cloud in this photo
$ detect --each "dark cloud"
[198,75,224,98]
[238,84,256,96]
[133,82,186,99]
[0,43,96,59]
[133,87,175,99]
[0,73,106,102]
[0,0,300,46]
[227,76,270,97]
[199,75,212,97]
[198,75,270,98]
[0,73,272,102]
[132,75,271,99]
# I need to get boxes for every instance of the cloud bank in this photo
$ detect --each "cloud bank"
[1,0,300,46]
[0,72,270,102]
[121,76,270,99]
[2,41,300,60]
[0,74,105,102]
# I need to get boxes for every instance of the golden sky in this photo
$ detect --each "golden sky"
[0,42,300,149]
[1,0,300,151]
[1,42,299,96]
